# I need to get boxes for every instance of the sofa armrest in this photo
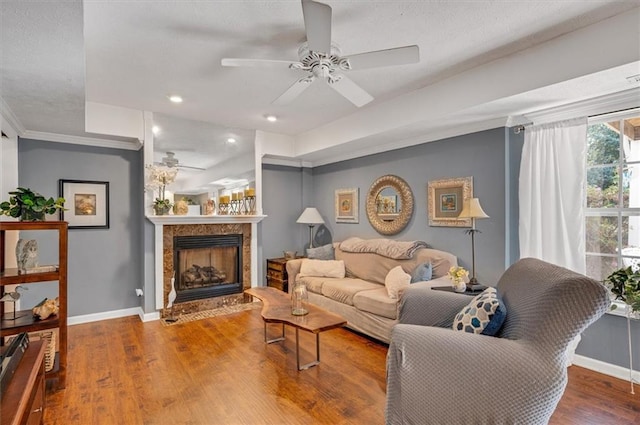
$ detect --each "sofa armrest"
[386,325,563,424]
[399,281,472,327]
[285,258,304,294]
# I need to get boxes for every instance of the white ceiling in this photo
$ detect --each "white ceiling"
[1,1,639,175]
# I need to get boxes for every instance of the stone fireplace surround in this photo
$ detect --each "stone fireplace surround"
[147,215,266,317]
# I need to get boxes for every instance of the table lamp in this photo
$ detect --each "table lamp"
[458,198,489,285]
[296,207,325,248]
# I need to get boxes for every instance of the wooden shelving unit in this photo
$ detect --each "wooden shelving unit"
[0,221,68,390]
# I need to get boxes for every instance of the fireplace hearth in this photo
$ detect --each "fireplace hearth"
[174,234,243,303]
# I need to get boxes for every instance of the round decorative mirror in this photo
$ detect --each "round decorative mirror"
[366,175,414,235]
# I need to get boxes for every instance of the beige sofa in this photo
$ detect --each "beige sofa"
[285,241,457,343]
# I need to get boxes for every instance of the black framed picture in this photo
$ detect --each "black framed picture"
[59,180,109,229]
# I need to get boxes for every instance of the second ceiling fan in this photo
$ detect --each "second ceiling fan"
[221,0,420,107]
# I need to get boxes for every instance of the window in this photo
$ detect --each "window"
[585,112,640,284]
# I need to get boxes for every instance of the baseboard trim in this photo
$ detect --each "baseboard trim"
[68,307,143,326]
[573,354,640,383]
[139,310,160,322]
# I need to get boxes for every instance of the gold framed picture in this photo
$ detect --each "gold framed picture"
[335,188,359,223]
[427,177,473,227]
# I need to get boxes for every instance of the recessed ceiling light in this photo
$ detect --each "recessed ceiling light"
[227,138,236,143]
[266,115,277,122]
[152,126,160,135]
[168,95,183,103]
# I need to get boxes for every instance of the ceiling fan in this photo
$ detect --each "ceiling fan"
[221,0,419,107]
[157,152,205,171]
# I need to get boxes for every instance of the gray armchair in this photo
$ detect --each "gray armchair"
[385,258,610,425]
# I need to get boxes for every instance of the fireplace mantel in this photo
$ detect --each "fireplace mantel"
[147,215,267,225]
[147,214,267,310]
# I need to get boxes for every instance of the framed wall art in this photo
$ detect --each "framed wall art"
[335,188,359,223]
[59,179,110,229]
[427,176,473,227]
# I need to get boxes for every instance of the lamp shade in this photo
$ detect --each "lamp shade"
[458,198,489,219]
[296,207,325,224]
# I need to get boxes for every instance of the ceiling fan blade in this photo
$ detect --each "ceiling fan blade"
[329,75,374,107]
[178,164,206,171]
[221,58,300,69]
[346,45,420,70]
[272,76,316,105]
[301,0,332,53]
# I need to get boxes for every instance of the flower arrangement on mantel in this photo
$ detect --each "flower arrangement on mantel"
[145,165,178,215]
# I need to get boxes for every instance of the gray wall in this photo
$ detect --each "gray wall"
[311,128,509,285]
[260,164,305,285]
[18,138,144,316]
[577,313,640,370]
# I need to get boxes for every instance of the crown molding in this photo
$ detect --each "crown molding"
[21,130,143,151]
[521,87,640,125]
[307,117,509,168]
[0,97,26,136]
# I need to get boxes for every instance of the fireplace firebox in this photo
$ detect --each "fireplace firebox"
[173,234,243,303]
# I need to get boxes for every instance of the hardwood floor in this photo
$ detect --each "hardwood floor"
[44,308,639,424]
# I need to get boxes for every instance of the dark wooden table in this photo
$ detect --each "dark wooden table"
[245,287,347,370]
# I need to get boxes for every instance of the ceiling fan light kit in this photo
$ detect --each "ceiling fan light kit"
[221,0,420,107]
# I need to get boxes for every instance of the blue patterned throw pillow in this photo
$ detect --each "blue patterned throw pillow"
[410,262,433,283]
[452,287,506,336]
[306,243,335,260]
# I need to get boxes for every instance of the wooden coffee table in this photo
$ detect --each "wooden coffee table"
[245,287,347,370]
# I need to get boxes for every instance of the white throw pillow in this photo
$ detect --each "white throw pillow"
[299,259,346,278]
[385,265,411,299]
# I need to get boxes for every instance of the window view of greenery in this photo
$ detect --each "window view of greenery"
[586,116,640,281]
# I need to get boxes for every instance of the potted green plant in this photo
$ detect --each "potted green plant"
[604,266,640,394]
[0,187,65,221]
[145,165,178,216]
[604,266,640,314]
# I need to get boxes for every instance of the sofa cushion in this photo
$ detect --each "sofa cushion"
[306,244,335,260]
[385,266,411,299]
[321,279,381,306]
[299,259,345,278]
[411,262,433,283]
[452,287,507,336]
[353,287,399,320]
[334,244,457,283]
[297,276,327,294]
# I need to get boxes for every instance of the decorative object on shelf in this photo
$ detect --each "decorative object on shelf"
[603,266,640,394]
[296,207,325,248]
[291,281,309,316]
[283,251,297,260]
[59,179,110,228]
[204,199,216,215]
[218,195,230,215]
[173,198,189,215]
[32,297,59,320]
[366,175,414,235]
[1,286,28,319]
[458,197,489,286]
[428,176,473,227]
[448,266,469,293]
[0,187,65,221]
[243,188,256,214]
[165,273,178,323]
[16,239,38,272]
[144,165,178,216]
[335,187,359,223]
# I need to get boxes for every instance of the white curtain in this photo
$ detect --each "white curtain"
[519,117,587,274]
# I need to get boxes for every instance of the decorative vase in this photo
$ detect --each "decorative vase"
[174,199,188,215]
[154,204,171,216]
[291,282,309,316]
[452,280,467,293]
[20,209,45,222]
